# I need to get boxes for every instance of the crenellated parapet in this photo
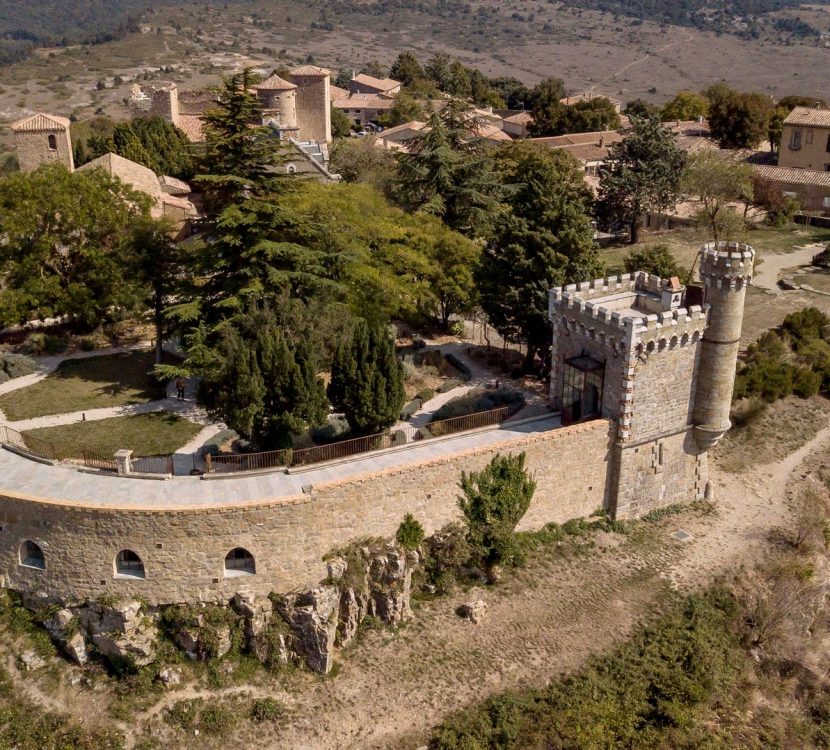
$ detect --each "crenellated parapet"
[698,241,755,291]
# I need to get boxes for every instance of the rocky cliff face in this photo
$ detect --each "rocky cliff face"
[16,540,420,675]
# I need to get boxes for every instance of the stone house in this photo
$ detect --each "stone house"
[529,130,623,176]
[779,106,830,171]
[346,73,401,96]
[10,114,74,173]
[331,92,396,127]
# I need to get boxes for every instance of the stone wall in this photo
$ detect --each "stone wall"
[15,129,73,173]
[0,420,613,606]
[291,75,331,142]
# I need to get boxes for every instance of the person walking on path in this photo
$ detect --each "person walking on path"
[175,377,186,401]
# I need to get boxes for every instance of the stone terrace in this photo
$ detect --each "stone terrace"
[0,415,561,510]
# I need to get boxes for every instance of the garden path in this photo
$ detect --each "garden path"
[753,243,824,293]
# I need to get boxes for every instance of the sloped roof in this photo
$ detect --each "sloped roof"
[784,106,830,128]
[175,114,205,143]
[351,73,400,92]
[10,113,71,132]
[290,65,330,77]
[503,111,533,124]
[329,85,350,101]
[379,120,426,140]
[253,74,296,91]
[530,130,623,148]
[752,164,830,188]
[332,93,396,110]
[76,152,162,198]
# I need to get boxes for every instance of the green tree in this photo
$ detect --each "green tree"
[200,309,328,449]
[527,77,566,136]
[129,218,192,364]
[682,150,754,242]
[767,106,789,154]
[329,138,397,196]
[377,92,424,127]
[425,52,453,91]
[389,52,424,86]
[624,244,682,278]
[597,114,687,244]
[328,319,405,435]
[445,59,471,97]
[331,105,352,138]
[708,88,774,149]
[478,143,603,371]
[556,97,621,134]
[396,513,425,551]
[777,94,828,111]
[395,99,504,237]
[458,452,536,583]
[624,98,659,118]
[0,164,151,330]
[360,59,386,79]
[660,91,709,121]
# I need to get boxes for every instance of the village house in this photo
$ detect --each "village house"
[560,92,623,114]
[346,73,402,96]
[529,130,623,175]
[779,106,830,171]
[331,91,396,127]
[501,111,533,138]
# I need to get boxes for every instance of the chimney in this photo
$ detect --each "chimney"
[599,135,604,148]
[351,70,356,80]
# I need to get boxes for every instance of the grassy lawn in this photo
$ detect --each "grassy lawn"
[0,350,174,421]
[22,412,202,458]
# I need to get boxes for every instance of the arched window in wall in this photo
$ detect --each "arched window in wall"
[224,547,255,577]
[115,549,145,579]
[47,134,57,150]
[19,540,45,570]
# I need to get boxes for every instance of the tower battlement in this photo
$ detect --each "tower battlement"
[698,241,755,289]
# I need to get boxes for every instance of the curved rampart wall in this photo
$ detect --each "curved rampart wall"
[0,420,613,606]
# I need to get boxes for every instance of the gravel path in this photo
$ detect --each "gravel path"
[752,243,824,293]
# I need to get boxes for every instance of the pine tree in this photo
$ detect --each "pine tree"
[478,142,604,372]
[328,320,404,435]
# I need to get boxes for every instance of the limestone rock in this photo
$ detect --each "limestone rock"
[18,650,46,671]
[63,632,89,665]
[458,600,487,624]
[92,619,158,668]
[230,592,258,619]
[174,620,231,662]
[337,588,368,647]
[276,585,339,674]
[43,608,75,640]
[158,667,182,687]
[365,547,416,626]
[326,557,347,583]
[21,590,59,613]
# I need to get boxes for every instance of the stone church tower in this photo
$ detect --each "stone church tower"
[10,113,74,173]
[288,65,332,143]
[548,241,755,518]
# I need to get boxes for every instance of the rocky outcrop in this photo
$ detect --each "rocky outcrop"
[42,608,88,665]
[173,617,232,662]
[458,600,487,624]
[18,650,46,671]
[79,600,158,668]
[276,586,339,674]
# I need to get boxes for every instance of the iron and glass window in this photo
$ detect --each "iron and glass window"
[562,354,605,421]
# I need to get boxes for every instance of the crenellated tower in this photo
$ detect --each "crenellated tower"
[692,242,755,451]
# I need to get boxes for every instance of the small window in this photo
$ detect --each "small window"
[20,541,45,570]
[824,197,830,208]
[806,129,814,144]
[286,164,296,174]
[225,547,255,577]
[47,134,57,150]
[826,134,830,153]
[790,129,802,150]
[115,549,145,579]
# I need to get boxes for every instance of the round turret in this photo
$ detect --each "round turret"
[252,74,298,131]
[692,241,755,450]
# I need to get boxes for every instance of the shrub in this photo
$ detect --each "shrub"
[793,366,821,398]
[399,398,422,421]
[43,334,69,354]
[416,388,435,402]
[199,703,237,736]
[423,522,472,594]
[449,321,466,337]
[1,353,37,379]
[79,336,98,351]
[165,699,200,731]
[0,370,9,385]
[624,243,682,278]
[436,378,464,394]
[782,306,829,343]
[396,513,425,551]
[459,453,536,582]
[432,387,524,422]
[250,697,283,723]
[311,416,351,444]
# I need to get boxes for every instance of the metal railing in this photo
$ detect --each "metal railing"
[132,455,174,475]
[206,402,537,475]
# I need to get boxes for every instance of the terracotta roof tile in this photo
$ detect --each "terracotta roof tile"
[752,164,830,188]
[175,114,205,143]
[10,113,71,132]
[253,74,296,91]
[784,106,830,128]
[352,73,400,91]
[290,65,330,77]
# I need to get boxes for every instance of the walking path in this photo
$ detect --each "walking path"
[752,243,824,293]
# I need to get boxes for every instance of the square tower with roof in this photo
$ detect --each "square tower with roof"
[10,113,74,173]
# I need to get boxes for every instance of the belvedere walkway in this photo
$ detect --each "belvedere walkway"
[0,413,561,510]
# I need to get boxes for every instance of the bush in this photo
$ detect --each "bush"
[793,366,821,398]
[1,353,37,379]
[423,522,472,594]
[43,334,69,354]
[0,370,9,385]
[311,416,351,445]
[449,321,466,337]
[782,307,829,343]
[79,336,98,352]
[199,703,237,736]
[429,590,742,749]
[436,378,464,394]
[416,388,435,402]
[250,697,283,723]
[624,243,682,278]
[396,513,425,551]
[432,387,524,422]
[399,399,422,421]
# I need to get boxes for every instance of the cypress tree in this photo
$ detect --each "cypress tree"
[328,320,405,435]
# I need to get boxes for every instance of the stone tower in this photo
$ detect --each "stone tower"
[693,241,755,450]
[149,83,180,124]
[252,74,299,138]
[10,113,74,173]
[289,65,332,143]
